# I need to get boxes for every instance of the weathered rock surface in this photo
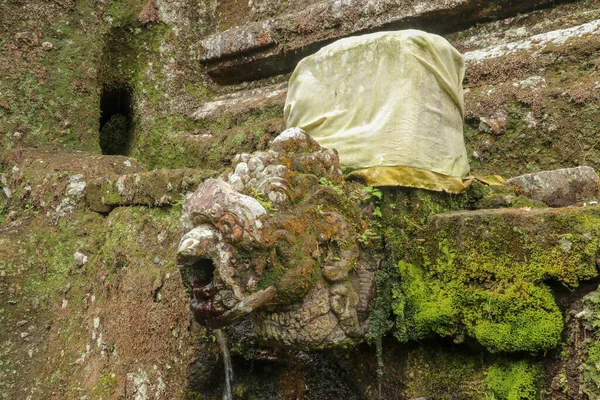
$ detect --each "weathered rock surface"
[463,19,600,63]
[194,16,600,124]
[0,187,208,400]
[479,110,508,135]
[506,166,599,207]
[87,168,216,213]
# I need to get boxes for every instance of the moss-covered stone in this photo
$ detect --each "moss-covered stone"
[392,206,600,353]
[577,288,600,397]
[87,168,216,212]
[4,0,600,397]
[1,147,145,213]
[462,34,600,178]
[401,345,488,398]
[0,187,209,399]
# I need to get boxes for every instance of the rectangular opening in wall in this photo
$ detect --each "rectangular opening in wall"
[99,85,133,155]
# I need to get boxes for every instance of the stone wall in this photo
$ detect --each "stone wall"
[2,0,600,399]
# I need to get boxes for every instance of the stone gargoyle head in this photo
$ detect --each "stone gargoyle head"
[177,128,378,349]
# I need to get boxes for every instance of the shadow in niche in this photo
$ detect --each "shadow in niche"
[99,85,133,155]
[184,318,367,400]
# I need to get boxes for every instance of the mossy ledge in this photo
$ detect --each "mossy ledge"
[390,205,600,353]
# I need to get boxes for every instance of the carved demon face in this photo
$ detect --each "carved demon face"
[177,128,377,349]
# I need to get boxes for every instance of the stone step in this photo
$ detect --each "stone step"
[428,205,600,226]
[392,203,600,355]
[464,18,600,64]
[200,0,567,84]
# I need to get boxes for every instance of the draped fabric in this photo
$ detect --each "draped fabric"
[285,30,472,193]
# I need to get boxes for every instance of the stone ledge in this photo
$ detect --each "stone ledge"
[428,206,599,226]
[192,18,600,121]
[190,82,286,122]
[1,148,145,212]
[200,0,561,84]
[200,19,276,62]
[425,205,600,286]
[506,167,600,208]
[464,18,600,63]
[87,168,216,213]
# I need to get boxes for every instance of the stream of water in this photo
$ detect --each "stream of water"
[215,329,234,400]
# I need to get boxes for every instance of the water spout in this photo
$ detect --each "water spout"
[215,329,233,400]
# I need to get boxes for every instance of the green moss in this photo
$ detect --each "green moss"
[580,289,600,396]
[102,209,138,268]
[107,0,147,27]
[588,341,600,364]
[130,105,283,171]
[584,340,600,396]
[99,22,170,88]
[403,346,487,399]
[0,0,280,168]
[463,36,600,177]
[392,216,598,351]
[508,196,547,209]
[256,261,287,293]
[22,216,88,295]
[366,261,400,342]
[103,184,125,205]
[90,373,118,398]
[96,4,275,170]
[185,391,206,400]
[102,205,181,270]
[0,0,107,151]
[393,261,461,341]
[484,360,542,400]
[467,284,563,353]
[0,211,105,395]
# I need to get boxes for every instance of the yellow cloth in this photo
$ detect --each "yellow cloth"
[348,166,474,193]
[285,30,471,192]
[474,174,506,186]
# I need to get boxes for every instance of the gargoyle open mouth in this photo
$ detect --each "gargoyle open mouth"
[178,217,277,329]
[188,257,216,321]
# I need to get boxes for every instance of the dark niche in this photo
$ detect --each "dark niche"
[99,85,133,155]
